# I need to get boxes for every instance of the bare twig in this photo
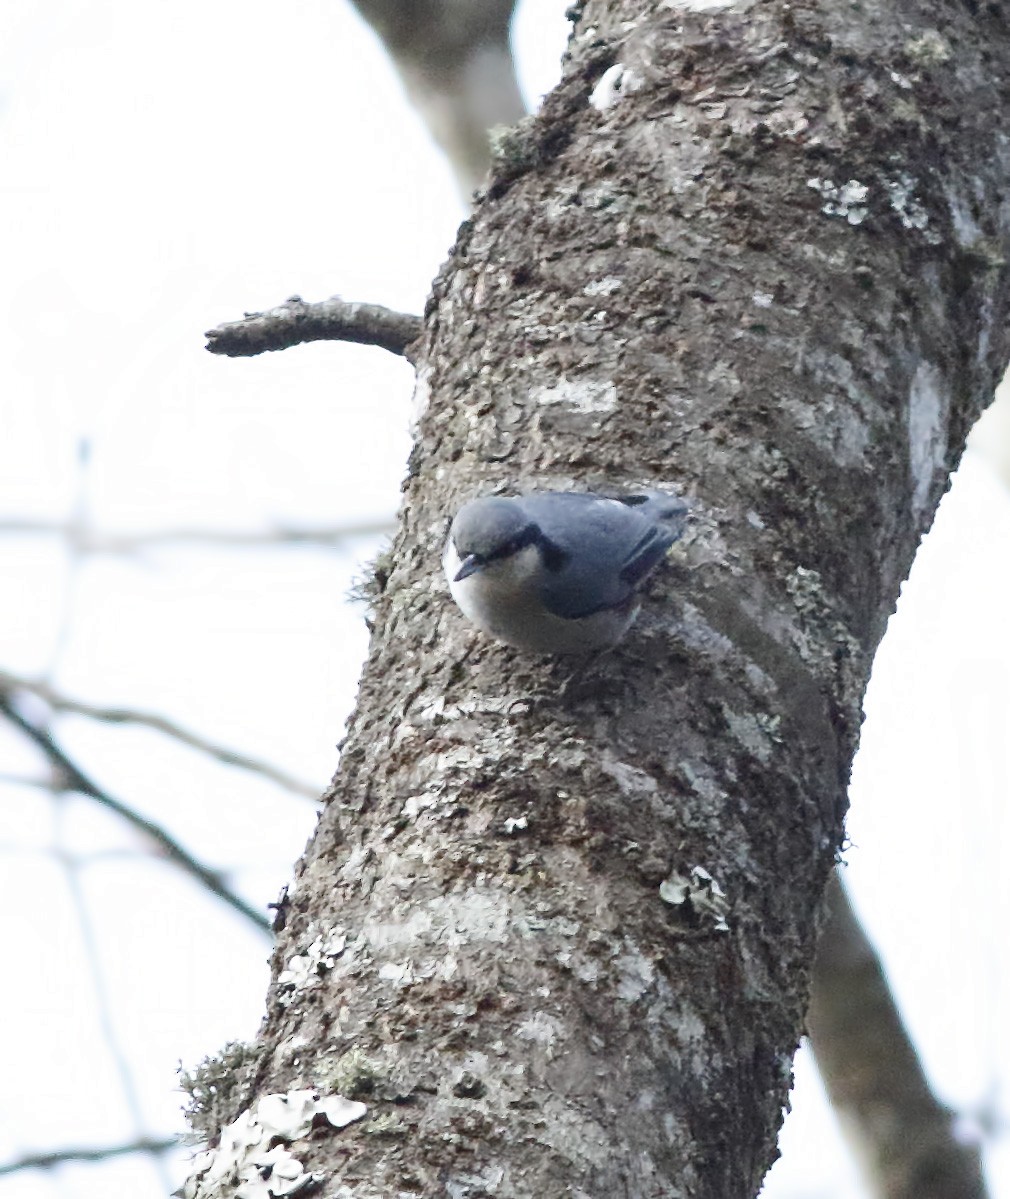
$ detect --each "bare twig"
[0,1138,178,1175]
[0,670,320,799]
[0,517,395,555]
[0,694,272,936]
[809,871,989,1199]
[205,295,422,360]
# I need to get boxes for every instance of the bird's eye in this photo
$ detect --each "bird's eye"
[504,532,534,556]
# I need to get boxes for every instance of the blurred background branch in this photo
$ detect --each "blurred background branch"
[0,518,395,554]
[1,670,320,799]
[349,0,525,200]
[0,1140,179,1177]
[0,693,272,935]
[809,872,990,1199]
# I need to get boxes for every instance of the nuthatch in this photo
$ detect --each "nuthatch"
[443,490,688,654]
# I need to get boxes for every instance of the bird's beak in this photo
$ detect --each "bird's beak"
[453,554,482,582]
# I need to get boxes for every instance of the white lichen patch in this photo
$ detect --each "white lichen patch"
[589,63,643,111]
[663,0,742,9]
[327,1189,416,1199]
[744,661,776,693]
[446,1166,506,1199]
[908,361,948,516]
[723,707,776,763]
[532,376,618,415]
[583,276,623,297]
[807,178,869,225]
[786,564,826,614]
[600,749,659,796]
[433,743,500,773]
[660,866,730,932]
[517,1010,565,1050]
[615,945,656,1002]
[671,602,736,664]
[556,948,601,984]
[376,953,458,987]
[400,792,439,821]
[365,888,511,966]
[884,173,929,231]
[276,927,347,1005]
[394,725,521,774]
[415,693,527,725]
[377,960,413,985]
[181,1090,366,1199]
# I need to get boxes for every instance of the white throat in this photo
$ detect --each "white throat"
[443,539,632,654]
[444,542,543,623]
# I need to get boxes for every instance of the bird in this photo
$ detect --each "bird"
[443,489,689,654]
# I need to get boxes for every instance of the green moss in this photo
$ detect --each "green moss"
[179,1040,259,1141]
[488,116,545,182]
[347,543,394,620]
[317,1048,381,1098]
[365,1113,408,1138]
[904,31,951,67]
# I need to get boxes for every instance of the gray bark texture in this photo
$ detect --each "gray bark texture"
[189,0,1010,1196]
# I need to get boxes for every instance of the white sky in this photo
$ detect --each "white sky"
[0,2,1007,1197]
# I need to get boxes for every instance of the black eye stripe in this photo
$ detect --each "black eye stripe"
[485,538,523,562]
[481,525,539,563]
[538,538,567,571]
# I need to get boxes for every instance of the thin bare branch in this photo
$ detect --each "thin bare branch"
[0,770,61,793]
[0,670,320,799]
[205,295,422,359]
[0,694,272,936]
[0,1138,178,1175]
[0,517,394,554]
[54,830,175,1194]
[809,872,989,1199]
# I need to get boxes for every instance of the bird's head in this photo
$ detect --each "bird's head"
[445,497,539,582]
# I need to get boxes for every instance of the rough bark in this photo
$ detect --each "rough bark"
[183,0,1010,1196]
[809,873,988,1199]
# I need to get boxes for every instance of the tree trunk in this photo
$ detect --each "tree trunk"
[183,0,1010,1195]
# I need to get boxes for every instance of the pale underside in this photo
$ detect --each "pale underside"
[443,541,640,654]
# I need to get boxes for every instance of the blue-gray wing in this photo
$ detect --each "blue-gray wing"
[618,522,679,588]
[517,492,685,620]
